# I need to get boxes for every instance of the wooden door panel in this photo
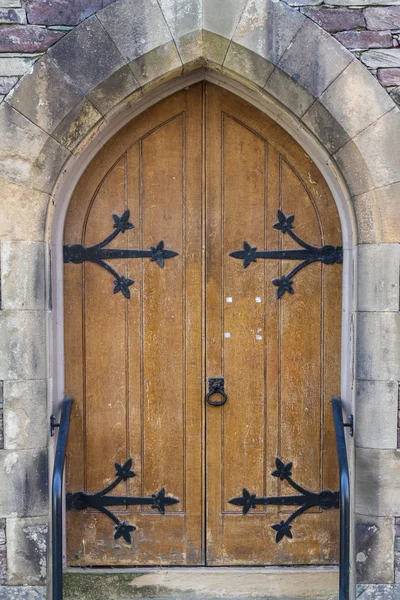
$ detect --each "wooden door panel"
[65,86,203,566]
[205,85,341,565]
[64,83,342,568]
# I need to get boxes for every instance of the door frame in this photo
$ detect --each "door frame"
[50,68,355,573]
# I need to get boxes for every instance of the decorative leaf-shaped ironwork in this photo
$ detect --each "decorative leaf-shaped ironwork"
[63,210,179,298]
[66,458,180,545]
[228,457,339,543]
[229,210,342,298]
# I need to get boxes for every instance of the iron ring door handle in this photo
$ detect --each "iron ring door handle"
[206,378,227,406]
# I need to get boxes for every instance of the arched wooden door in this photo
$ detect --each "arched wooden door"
[64,83,342,567]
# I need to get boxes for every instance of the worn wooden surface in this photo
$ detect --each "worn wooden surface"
[64,83,342,567]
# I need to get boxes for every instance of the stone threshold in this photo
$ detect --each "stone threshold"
[64,566,339,600]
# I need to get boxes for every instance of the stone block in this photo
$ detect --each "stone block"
[0,102,49,187]
[351,108,400,189]
[233,0,306,67]
[378,68,400,86]
[0,76,17,94]
[224,41,274,89]
[0,181,49,242]
[0,587,45,599]
[31,134,71,194]
[0,547,5,585]
[159,0,201,61]
[202,30,229,66]
[357,244,400,312]
[278,18,353,98]
[3,380,47,450]
[0,55,38,76]
[52,97,102,151]
[356,312,400,381]
[7,517,47,586]
[352,182,400,244]
[1,242,46,310]
[0,8,26,24]
[0,0,21,5]
[264,66,315,118]
[97,0,171,63]
[7,55,83,136]
[0,383,3,450]
[129,41,182,89]
[87,63,140,116]
[389,87,400,105]
[302,99,351,154]
[26,0,102,26]
[356,515,395,584]
[365,7,400,30]
[0,449,48,517]
[0,311,46,380]
[300,7,365,32]
[356,380,398,449]
[360,49,400,68]
[0,25,64,52]
[357,585,400,600]
[334,30,393,50]
[356,449,400,518]
[204,0,247,39]
[286,0,322,5]
[48,14,125,96]
[333,139,375,197]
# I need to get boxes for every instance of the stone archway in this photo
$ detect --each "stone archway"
[0,1,399,597]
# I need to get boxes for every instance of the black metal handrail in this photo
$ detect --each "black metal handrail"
[52,397,73,600]
[332,396,351,600]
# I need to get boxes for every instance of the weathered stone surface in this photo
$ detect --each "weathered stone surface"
[0,55,38,76]
[204,0,247,39]
[265,66,315,119]
[389,87,400,105]
[4,380,47,450]
[0,102,49,186]
[0,311,46,380]
[357,448,400,517]
[48,14,125,96]
[351,108,400,189]
[357,585,400,600]
[333,139,375,197]
[378,68,400,86]
[0,0,21,6]
[87,64,139,115]
[202,30,229,66]
[352,182,400,244]
[0,181,49,242]
[1,241,46,310]
[356,312,400,381]
[129,41,182,89]
[0,8,26,24]
[286,0,322,5]
[224,41,274,89]
[0,449,48,517]
[278,19,353,98]
[0,76,17,94]
[300,7,365,32]
[302,99,351,154]
[360,49,400,68]
[7,55,83,135]
[334,30,393,50]
[52,97,102,151]
[365,7,400,30]
[31,134,71,194]
[356,380,398,449]
[26,0,102,26]
[319,59,394,139]
[0,25,63,52]
[357,244,400,312]
[0,536,5,585]
[97,0,171,63]
[233,0,306,67]
[7,518,47,586]
[159,0,201,60]
[356,515,395,584]
[0,586,46,599]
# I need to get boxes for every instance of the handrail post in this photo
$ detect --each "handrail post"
[332,396,351,600]
[51,397,73,600]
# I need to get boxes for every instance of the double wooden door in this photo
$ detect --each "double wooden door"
[64,83,342,567]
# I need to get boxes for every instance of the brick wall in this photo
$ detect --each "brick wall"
[0,0,399,105]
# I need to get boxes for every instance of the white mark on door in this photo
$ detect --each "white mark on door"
[224,332,231,338]
[255,297,262,303]
[226,297,232,302]
[256,334,262,340]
